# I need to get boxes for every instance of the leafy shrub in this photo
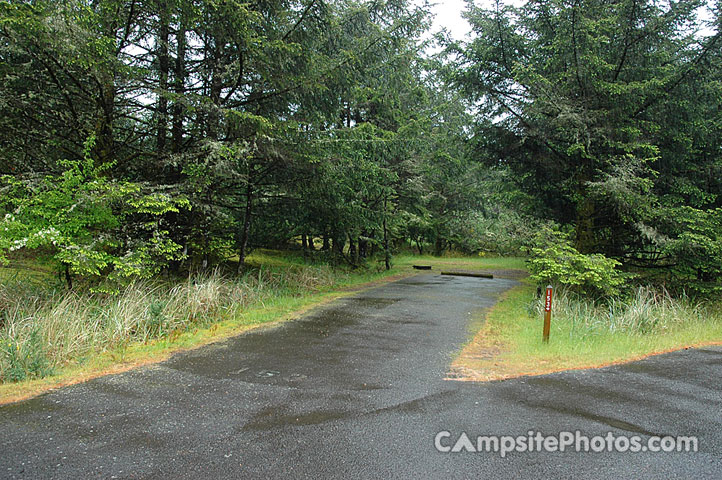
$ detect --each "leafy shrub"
[146,300,168,337]
[0,135,189,290]
[528,229,628,297]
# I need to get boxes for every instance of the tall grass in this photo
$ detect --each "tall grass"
[518,285,722,366]
[454,283,722,380]
[0,265,344,383]
[530,286,711,339]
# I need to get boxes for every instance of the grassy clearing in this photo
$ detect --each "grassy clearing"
[453,281,722,381]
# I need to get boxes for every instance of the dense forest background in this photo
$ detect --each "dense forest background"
[0,0,720,294]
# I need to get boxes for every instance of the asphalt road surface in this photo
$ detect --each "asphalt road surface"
[1,274,720,479]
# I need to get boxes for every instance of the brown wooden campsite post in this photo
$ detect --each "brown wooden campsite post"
[543,285,553,343]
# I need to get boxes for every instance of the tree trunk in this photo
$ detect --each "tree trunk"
[172,19,186,153]
[348,234,357,265]
[93,10,116,167]
[358,233,368,259]
[202,235,209,270]
[332,234,345,258]
[573,155,597,254]
[63,262,72,289]
[207,41,223,140]
[237,184,253,272]
[574,191,596,254]
[156,0,169,156]
[434,233,444,257]
[94,82,115,166]
[383,198,390,270]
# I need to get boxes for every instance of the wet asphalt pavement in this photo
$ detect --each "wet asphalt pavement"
[0,274,720,479]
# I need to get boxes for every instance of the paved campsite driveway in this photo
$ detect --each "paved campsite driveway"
[1,274,720,479]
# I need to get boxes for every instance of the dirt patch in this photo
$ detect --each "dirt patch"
[447,327,513,381]
[448,341,722,383]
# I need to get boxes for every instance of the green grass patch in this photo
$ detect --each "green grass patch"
[454,281,722,380]
[0,257,57,287]
[243,249,309,268]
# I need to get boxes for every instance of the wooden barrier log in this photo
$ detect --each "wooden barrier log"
[440,271,493,279]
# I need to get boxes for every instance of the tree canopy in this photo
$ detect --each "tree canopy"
[447,0,722,292]
[1,0,720,294]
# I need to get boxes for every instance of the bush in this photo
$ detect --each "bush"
[0,136,189,290]
[528,229,628,297]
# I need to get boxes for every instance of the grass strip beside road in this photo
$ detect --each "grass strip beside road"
[452,282,722,381]
[0,269,412,405]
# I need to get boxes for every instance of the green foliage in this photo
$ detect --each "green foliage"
[146,300,168,338]
[448,0,722,293]
[663,207,722,295]
[1,0,718,296]
[528,229,628,297]
[447,209,546,256]
[0,136,188,288]
[1,330,52,382]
